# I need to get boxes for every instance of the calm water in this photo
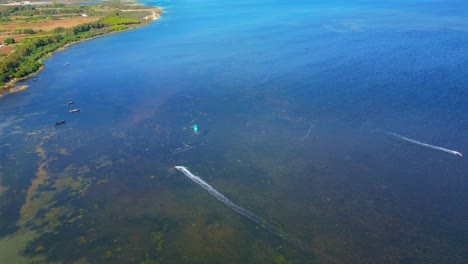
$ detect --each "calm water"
[1,0,467,263]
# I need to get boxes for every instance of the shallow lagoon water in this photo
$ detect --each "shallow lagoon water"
[0,0,467,263]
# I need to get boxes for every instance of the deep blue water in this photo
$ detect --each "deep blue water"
[1,0,467,263]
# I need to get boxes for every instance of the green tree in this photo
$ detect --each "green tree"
[3,38,14,44]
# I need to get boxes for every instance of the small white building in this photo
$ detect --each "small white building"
[81,13,88,17]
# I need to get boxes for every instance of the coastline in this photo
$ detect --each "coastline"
[0,4,162,98]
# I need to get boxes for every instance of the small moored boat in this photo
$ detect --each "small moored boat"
[55,120,66,126]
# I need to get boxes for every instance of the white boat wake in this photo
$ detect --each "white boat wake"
[175,166,312,252]
[386,132,462,157]
[174,166,284,237]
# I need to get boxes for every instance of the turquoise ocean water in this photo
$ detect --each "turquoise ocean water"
[0,0,467,263]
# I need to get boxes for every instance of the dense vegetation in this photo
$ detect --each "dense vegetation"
[0,3,160,87]
[0,14,139,84]
[2,24,95,82]
[0,3,96,17]
[3,37,13,44]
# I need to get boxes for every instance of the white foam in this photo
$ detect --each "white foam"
[174,166,283,236]
[386,132,462,157]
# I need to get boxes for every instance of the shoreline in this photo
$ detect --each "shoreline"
[0,4,162,98]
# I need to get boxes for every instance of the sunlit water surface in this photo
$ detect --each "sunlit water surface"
[0,0,467,263]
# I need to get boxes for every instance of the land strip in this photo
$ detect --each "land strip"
[0,0,162,93]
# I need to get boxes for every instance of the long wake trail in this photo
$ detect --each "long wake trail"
[175,166,285,237]
[174,166,311,252]
[386,132,462,157]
